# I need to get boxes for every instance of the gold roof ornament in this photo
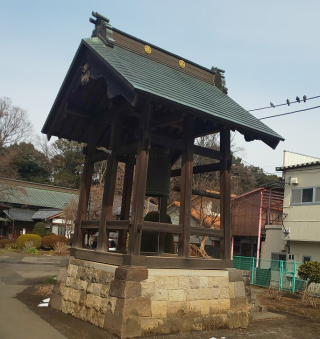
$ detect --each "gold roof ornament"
[144,45,152,54]
[179,60,185,69]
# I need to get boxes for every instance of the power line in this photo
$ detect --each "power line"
[259,105,320,121]
[248,95,320,112]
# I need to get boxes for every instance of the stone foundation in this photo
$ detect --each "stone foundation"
[50,259,249,338]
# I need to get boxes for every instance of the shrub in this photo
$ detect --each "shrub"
[42,235,69,249]
[16,234,42,249]
[24,246,39,255]
[33,222,47,237]
[53,241,70,255]
[298,261,320,287]
[0,239,11,248]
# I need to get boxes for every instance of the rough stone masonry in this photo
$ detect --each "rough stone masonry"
[50,259,249,338]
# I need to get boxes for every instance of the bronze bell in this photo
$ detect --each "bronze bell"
[146,148,171,197]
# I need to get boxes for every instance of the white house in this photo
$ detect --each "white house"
[261,151,320,263]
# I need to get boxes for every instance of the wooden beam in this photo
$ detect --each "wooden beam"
[158,197,167,254]
[178,115,194,258]
[151,133,185,151]
[220,128,232,260]
[143,221,182,234]
[193,145,226,161]
[173,186,220,199]
[189,227,224,238]
[97,115,122,252]
[114,143,137,157]
[72,248,233,269]
[81,220,130,230]
[128,103,153,256]
[72,124,97,248]
[117,155,135,251]
[171,162,220,177]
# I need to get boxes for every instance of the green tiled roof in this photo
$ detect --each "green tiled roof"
[83,37,283,147]
[0,179,78,209]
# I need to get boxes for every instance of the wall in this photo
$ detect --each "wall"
[260,225,284,260]
[283,166,320,241]
[50,259,249,338]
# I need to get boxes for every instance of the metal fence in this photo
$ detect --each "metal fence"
[233,256,307,292]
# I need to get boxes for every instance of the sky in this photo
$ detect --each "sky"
[1,0,320,175]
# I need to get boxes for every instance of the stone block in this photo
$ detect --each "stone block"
[220,286,230,299]
[61,300,74,315]
[141,281,155,297]
[153,288,168,301]
[87,282,102,296]
[104,312,122,337]
[192,317,203,331]
[79,291,87,306]
[67,264,78,278]
[189,300,201,317]
[141,319,160,336]
[168,289,186,302]
[228,310,241,328]
[121,315,142,338]
[52,281,61,294]
[198,288,212,300]
[76,279,88,291]
[100,298,108,314]
[211,286,220,299]
[85,294,101,310]
[178,276,189,289]
[49,292,62,311]
[186,289,198,301]
[107,297,117,314]
[100,284,110,298]
[165,276,179,289]
[168,301,189,317]
[239,310,249,328]
[229,282,235,298]
[189,276,200,289]
[202,315,216,331]
[73,305,86,321]
[154,276,166,289]
[151,301,167,318]
[234,281,246,298]
[199,276,209,288]
[170,317,193,333]
[56,267,68,283]
[109,280,141,299]
[91,269,101,283]
[209,299,219,314]
[116,297,151,318]
[71,289,81,304]
[65,276,74,288]
[115,266,148,282]
[230,297,247,311]
[208,276,229,288]
[227,268,244,282]
[200,300,211,316]
[219,298,230,312]
[156,319,171,335]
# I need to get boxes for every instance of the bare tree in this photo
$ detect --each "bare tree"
[63,198,78,238]
[0,97,33,148]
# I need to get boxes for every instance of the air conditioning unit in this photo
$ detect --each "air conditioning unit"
[290,177,298,185]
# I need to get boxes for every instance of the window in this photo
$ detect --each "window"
[303,256,311,263]
[271,253,287,271]
[291,187,320,205]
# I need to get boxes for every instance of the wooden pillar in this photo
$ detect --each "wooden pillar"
[158,197,167,254]
[117,155,135,252]
[97,116,122,252]
[220,128,231,260]
[72,125,96,248]
[128,103,152,256]
[178,116,194,258]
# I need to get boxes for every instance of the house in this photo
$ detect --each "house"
[261,151,320,263]
[231,182,284,259]
[0,178,78,238]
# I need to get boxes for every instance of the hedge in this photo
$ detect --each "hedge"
[42,235,70,249]
[16,234,42,249]
[0,239,12,248]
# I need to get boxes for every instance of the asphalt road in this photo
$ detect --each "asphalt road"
[0,250,67,339]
